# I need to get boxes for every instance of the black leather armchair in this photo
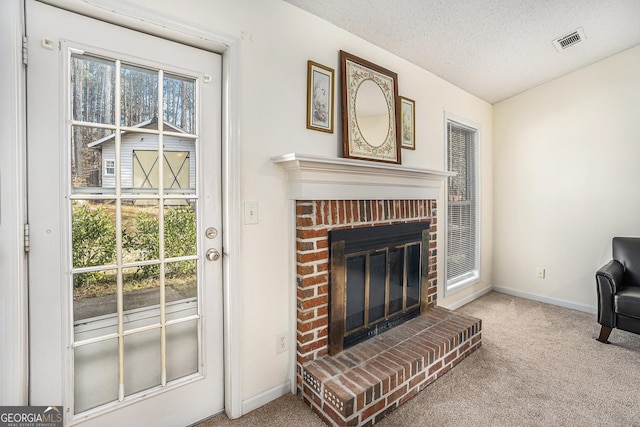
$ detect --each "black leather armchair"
[596,237,640,343]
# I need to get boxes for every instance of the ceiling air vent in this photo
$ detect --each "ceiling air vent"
[553,27,586,52]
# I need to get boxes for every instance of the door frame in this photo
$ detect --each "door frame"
[3,0,243,419]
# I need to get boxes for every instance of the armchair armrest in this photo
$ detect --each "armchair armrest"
[596,260,625,327]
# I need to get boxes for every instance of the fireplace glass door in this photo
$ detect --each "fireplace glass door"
[329,222,430,354]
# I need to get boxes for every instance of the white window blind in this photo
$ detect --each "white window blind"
[446,120,479,288]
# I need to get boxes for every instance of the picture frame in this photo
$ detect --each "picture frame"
[399,96,416,150]
[307,60,334,133]
[340,50,401,164]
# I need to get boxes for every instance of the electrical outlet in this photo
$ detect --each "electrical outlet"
[536,268,546,279]
[276,333,288,354]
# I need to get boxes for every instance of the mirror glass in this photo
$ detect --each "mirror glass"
[355,80,389,148]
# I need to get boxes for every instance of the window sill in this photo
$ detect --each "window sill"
[445,271,480,296]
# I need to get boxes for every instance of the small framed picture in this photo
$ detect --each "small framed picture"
[307,60,334,133]
[399,96,416,150]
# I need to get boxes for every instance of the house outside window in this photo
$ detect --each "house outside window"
[104,159,115,176]
[445,113,480,292]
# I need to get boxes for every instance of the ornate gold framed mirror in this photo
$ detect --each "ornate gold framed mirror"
[340,50,401,164]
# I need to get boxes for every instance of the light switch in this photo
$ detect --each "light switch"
[244,201,258,224]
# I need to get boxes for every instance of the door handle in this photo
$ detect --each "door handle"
[206,248,221,261]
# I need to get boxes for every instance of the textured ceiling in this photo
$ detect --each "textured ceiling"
[283,0,640,104]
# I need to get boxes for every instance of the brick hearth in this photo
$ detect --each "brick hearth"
[295,199,483,425]
[302,307,481,426]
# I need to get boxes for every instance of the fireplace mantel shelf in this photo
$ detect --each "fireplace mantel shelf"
[272,153,454,200]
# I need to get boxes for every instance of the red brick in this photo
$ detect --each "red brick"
[351,200,359,222]
[297,249,329,263]
[321,401,347,426]
[386,384,408,405]
[297,228,327,239]
[317,305,328,317]
[399,387,418,405]
[297,265,314,275]
[409,371,426,389]
[296,203,312,215]
[304,384,323,406]
[363,364,390,395]
[297,287,315,299]
[298,317,328,333]
[297,216,314,227]
[314,202,322,226]
[457,341,470,355]
[301,274,328,287]
[298,331,315,344]
[317,262,329,272]
[297,240,315,251]
[299,338,328,354]
[331,201,338,225]
[297,310,315,322]
[428,360,443,376]
[379,353,409,382]
[444,351,456,365]
[321,201,330,226]
[297,353,314,365]
[361,399,386,422]
[317,238,329,249]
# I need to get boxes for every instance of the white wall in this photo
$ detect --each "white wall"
[0,0,493,412]
[493,45,640,312]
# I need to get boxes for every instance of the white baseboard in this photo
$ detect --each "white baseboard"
[491,286,597,314]
[242,380,292,415]
[441,286,493,311]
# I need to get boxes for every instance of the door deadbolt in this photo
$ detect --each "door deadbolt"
[205,227,218,239]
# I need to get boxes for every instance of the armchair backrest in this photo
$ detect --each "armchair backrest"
[612,237,640,287]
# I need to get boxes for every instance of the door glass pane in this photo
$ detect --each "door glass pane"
[166,320,198,382]
[124,329,161,396]
[72,200,116,268]
[123,266,160,331]
[121,64,158,128]
[74,339,119,413]
[346,255,366,331]
[71,127,115,192]
[71,54,115,125]
[73,268,118,326]
[368,251,386,323]
[388,248,403,314]
[164,201,196,258]
[406,244,421,307]
[122,200,160,263]
[166,260,197,307]
[163,74,195,134]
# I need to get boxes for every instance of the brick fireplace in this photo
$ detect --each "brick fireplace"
[273,154,482,426]
[296,199,437,362]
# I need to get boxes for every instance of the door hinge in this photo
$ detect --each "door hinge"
[24,224,30,253]
[22,36,28,66]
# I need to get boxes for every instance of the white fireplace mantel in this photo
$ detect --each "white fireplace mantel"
[272,153,454,200]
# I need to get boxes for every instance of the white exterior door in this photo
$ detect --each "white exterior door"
[26,1,223,425]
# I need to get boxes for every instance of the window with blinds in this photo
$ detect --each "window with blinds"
[446,119,479,290]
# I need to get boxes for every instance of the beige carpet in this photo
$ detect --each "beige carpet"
[195,291,640,427]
